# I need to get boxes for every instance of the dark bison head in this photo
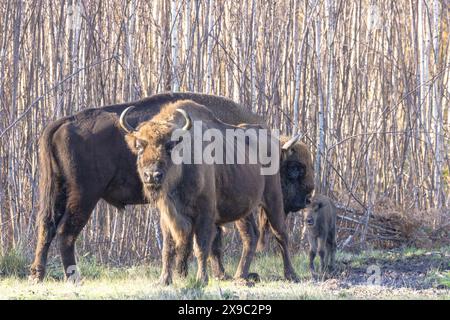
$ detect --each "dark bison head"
[280,135,315,213]
[119,104,192,200]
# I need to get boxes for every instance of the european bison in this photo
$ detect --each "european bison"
[304,194,337,277]
[29,92,313,282]
[120,100,299,285]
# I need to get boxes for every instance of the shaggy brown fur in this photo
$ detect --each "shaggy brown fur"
[304,194,337,277]
[125,100,299,285]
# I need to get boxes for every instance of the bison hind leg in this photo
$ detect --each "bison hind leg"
[256,208,268,252]
[234,215,258,281]
[192,216,216,286]
[209,226,231,280]
[30,181,67,282]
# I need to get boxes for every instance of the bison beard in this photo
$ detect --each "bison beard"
[143,185,160,203]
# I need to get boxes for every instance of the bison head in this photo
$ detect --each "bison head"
[304,196,325,228]
[280,135,315,213]
[119,105,192,200]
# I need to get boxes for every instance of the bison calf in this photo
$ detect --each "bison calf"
[304,195,336,277]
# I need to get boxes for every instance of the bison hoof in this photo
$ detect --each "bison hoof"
[177,268,189,278]
[247,272,261,282]
[28,274,43,284]
[29,266,45,283]
[233,277,255,287]
[159,275,172,286]
[285,272,300,283]
[214,273,231,281]
[256,242,265,253]
[196,274,209,287]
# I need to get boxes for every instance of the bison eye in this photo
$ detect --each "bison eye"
[136,139,147,155]
[165,137,183,155]
[165,140,177,155]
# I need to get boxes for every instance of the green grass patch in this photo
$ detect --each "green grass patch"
[0,248,28,278]
[0,246,449,299]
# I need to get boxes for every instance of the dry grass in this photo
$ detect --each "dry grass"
[0,247,448,300]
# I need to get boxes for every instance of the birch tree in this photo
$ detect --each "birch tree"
[171,0,179,91]
[205,0,214,93]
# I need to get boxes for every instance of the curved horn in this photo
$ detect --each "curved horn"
[119,106,136,133]
[176,108,192,131]
[281,133,302,150]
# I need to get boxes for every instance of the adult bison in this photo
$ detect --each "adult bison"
[119,100,298,284]
[29,92,313,281]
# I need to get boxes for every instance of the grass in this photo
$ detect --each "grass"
[0,248,28,278]
[0,247,449,300]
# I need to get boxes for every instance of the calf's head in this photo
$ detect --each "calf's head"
[119,106,192,199]
[304,198,324,228]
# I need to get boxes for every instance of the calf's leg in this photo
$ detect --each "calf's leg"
[318,238,327,273]
[308,235,317,276]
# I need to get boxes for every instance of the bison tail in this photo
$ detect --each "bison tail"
[36,119,66,231]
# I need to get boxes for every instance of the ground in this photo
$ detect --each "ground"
[0,246,449,299]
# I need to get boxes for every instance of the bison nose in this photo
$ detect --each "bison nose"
[152,171,163,184]
[143,170,153,184]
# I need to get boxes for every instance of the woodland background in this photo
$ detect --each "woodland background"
[0,0,449,265]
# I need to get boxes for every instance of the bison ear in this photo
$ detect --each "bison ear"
[280,149,288,161]
[125,134,140,155]
[280,148,294,161]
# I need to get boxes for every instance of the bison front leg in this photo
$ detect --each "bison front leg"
[234,215,258,281]
[175,232,193,278]
[193,216,216,286]
[159,219,176,285]
[263,202,299,283]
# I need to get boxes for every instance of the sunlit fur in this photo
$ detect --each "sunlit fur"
[125,100,299,285]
